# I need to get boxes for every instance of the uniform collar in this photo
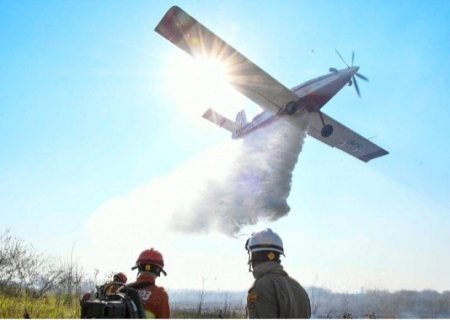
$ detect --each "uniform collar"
[137,272,156,285]
[252,261,287,279]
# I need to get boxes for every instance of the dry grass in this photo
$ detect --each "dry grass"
[0,292,80,318]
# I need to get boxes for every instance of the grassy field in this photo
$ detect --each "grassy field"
[0,292,81,318]
[0,292,245,318]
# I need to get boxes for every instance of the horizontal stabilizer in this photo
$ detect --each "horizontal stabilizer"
[202,108,238,133]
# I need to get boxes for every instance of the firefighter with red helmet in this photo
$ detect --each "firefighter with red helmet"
[128,248,170,318]
[114,272,128,283]
[105,272,128,295]
[245,229,311,318]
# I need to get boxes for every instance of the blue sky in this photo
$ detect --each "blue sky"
[1,1,450,292]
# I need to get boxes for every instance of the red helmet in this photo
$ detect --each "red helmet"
[113,272,127,283]
[133,248,166,276]
[81,292,91,302]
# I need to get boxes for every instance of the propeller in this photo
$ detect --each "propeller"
[335,49,369,97]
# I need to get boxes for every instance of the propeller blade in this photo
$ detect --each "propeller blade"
[355,72,369,81]
[353,76,361,97]
[351,51,355,67]
[335,49,349,67]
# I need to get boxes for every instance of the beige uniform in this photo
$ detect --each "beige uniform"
[246,261,311,318]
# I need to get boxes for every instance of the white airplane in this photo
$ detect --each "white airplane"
[155,6,388,162]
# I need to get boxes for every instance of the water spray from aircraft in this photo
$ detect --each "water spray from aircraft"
[170,118,307,236]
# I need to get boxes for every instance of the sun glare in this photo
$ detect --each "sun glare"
[163,52,247,126]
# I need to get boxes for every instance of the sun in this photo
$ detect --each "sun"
[163,52,247,126]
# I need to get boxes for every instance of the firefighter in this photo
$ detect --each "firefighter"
[128,248,170,318]
[105,272,128,295]
[245,229,311,318]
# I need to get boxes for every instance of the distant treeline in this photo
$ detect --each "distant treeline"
[0,229,90,317]
[169,287,450,318]
[0,229,96,299]
[308,286,450,318]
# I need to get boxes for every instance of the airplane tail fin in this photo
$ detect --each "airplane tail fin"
[235,110,247,128]
[202,108,239,134]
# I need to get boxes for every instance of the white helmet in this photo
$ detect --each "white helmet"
[245,228,284,255]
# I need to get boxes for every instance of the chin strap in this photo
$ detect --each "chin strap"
[132,264,167,276]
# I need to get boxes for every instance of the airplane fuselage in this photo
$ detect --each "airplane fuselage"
[157,6,388,162]
[233,67,358,138]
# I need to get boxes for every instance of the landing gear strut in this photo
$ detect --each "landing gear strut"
[318,111,333,138]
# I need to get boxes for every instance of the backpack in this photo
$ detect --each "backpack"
[80,282,146,318]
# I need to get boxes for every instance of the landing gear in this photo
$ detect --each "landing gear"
[286,97,318,115]
[321,124,333,137]
[318,111,333,138]
[286,99,334,138]
[285,101,298,115]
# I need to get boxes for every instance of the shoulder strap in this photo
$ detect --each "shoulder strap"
[129,281,154,290]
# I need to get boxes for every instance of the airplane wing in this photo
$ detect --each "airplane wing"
[155,6,298,115]
[156,6,389,162]
[306,111,389,162]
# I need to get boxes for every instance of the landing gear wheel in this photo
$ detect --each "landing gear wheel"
[285,101,298,115]
[321,124,333,138]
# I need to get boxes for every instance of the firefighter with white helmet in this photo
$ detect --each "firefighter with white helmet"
[128,248,170,318]
[245,229,311,318]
